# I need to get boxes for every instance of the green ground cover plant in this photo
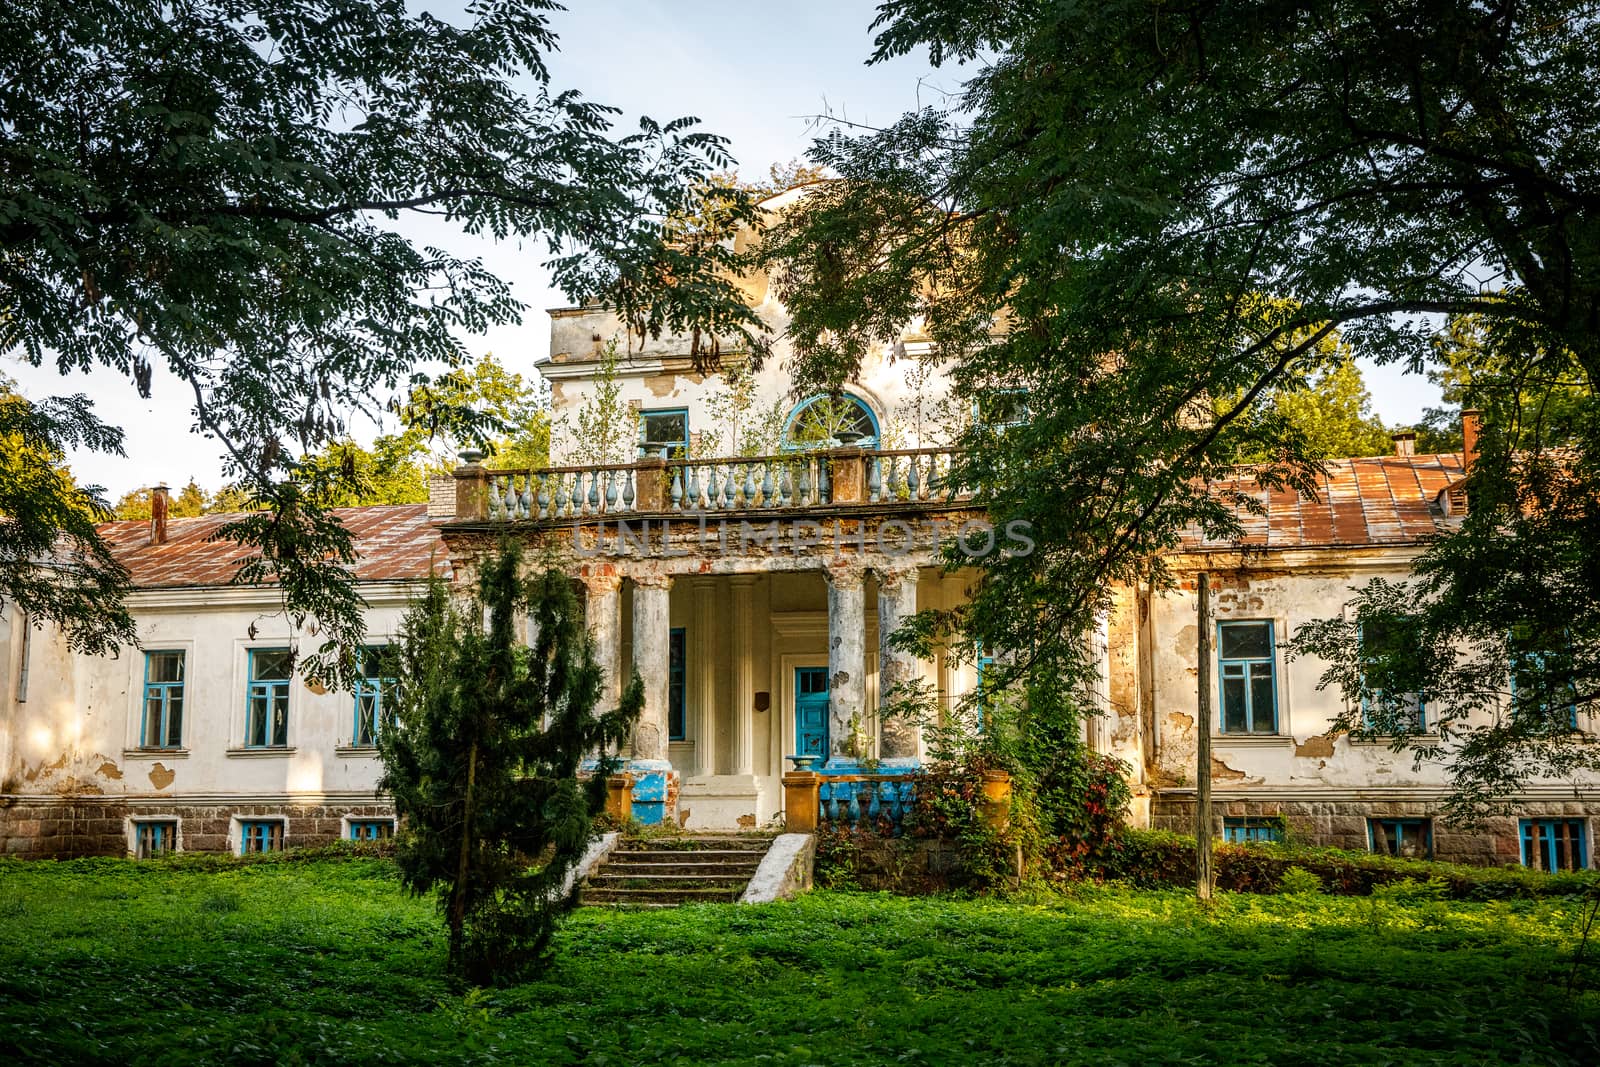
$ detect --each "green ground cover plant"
[2,854,1599,1065]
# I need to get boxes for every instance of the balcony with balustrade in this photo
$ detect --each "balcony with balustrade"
[440,446,978,527]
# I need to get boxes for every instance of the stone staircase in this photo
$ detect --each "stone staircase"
[580,833,774,908]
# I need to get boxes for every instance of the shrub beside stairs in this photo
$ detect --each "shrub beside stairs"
[580,833,797,908]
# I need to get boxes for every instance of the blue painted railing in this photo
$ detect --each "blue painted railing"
[818,774,919,837]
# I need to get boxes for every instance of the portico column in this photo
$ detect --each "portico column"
[877,564,923,764]
[628,572,678,824]
[730,575,757,776]
[824,558,868,766]
[581,573,622,713]
[692,578,717,777]
[630,573,673,760]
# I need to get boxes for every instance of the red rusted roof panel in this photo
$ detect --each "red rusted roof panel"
[99,504,451,588]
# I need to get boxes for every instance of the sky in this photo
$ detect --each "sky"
[5,1,1441,499]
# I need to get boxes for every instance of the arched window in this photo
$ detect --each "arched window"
[781,393,880,450]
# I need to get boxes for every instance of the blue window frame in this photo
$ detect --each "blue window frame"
[134,821,176,858]
[1217,621,1277,734]
[1510,647,1578,730]
[975,388,1030,429]
[353,647,397,747]
[348,820,394,842]
[245,649,292,748]
[639,408,689,457]
[975,646,996,731]
[1223,817,1284,844]
[239,820,284,855]
[141,651,185,749]
[1521,818,1587,871]
[781,393,880,450]
[1369,818,1432,859]
[668,628,687,741]
[1359,618,1425,732]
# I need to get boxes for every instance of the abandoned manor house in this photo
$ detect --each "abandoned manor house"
[2,189,1596,872]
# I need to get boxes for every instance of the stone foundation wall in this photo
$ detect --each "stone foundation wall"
[1150,794,1600,867]
[0,797,395,859]
[817,833,969,891]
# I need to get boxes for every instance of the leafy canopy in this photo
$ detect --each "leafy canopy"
[758,0,1600,811]
[1,0,759,680]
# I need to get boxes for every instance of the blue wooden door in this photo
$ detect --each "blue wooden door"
[794,667,830,758]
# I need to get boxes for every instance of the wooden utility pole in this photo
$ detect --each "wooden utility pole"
[1195,572,1214,902]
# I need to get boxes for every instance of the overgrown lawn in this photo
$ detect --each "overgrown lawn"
[2,855,1598,1064]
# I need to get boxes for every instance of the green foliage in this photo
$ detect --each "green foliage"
[378,541,643,983]
[4,859,1600,1064]
[762,1,1600,815]
[0,379,132,654]
[1214,346,1395,463]
[560,340,634,465]
[1102,828,1600,901]
[1,0,758,673]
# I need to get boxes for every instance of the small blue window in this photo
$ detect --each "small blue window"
[240,820,284,855]
[1218,621,1277,734]
[1369,818,1432,859]
[354,647,396,747]
[1510,648,1578,730]
[640,409,690,457]
[1521,818,1587,871]
[134,821,176,858]
[1223,817,1283,843]
[1358,619,1425,732]
[668,628,687,741]
[246,649,292,748]
[141,651,185,749]
[348,820,394,842]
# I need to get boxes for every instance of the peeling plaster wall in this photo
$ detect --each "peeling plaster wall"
[543,298,956,464]
[1133,551,1600,797]
[1,587,419,807]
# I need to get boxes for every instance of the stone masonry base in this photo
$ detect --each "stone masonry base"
[1150,794,1600,867]
[0,797,395,859]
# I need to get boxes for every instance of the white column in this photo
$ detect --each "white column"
[692,578,717,777]
[630,573,673,761]
[730,575,757,776]
[824,558,868,765]
[876,564,923,761]
[581,573,622,712]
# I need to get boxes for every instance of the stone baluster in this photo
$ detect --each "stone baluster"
[705,464,720,510]
[622,467,636,510]
[670,466,684,509]
[723,463,738,508]
[587,470,600,513]
[816,455,830,504]
[761,462,775,507]
[604,469,619,511]
[685,464,700,510]
[868,456,883,503]
[488,475,504,520]
[536,476,551,519]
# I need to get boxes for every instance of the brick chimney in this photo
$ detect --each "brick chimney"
[150,484,170,545]
[1461,409,1483,474]
[1391,431,1416,457]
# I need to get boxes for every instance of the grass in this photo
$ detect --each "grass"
[2,855,1599,1065]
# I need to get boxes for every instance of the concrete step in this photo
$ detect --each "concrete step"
[582,885,743,905]
[612,848,767,862]
[614,835,774,851]
[600,861,762,877]
[588,873,751,888]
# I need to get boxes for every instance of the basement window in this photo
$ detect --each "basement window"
[1223,817,1283,844]
[1369,817,1432,859]
[239,820,285,855]
[134,821,176,859]
[348,820,395,842]
[1521,818,1588,871]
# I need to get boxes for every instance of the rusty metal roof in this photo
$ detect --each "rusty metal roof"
[1186,453,1465,550]
[100,504,450,588]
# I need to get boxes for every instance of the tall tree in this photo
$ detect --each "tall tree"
[1215,342,1395,463]
[0,379,131,652]
[379,542,641,983]
[1,0,759,680]
[758,1,1600,812]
